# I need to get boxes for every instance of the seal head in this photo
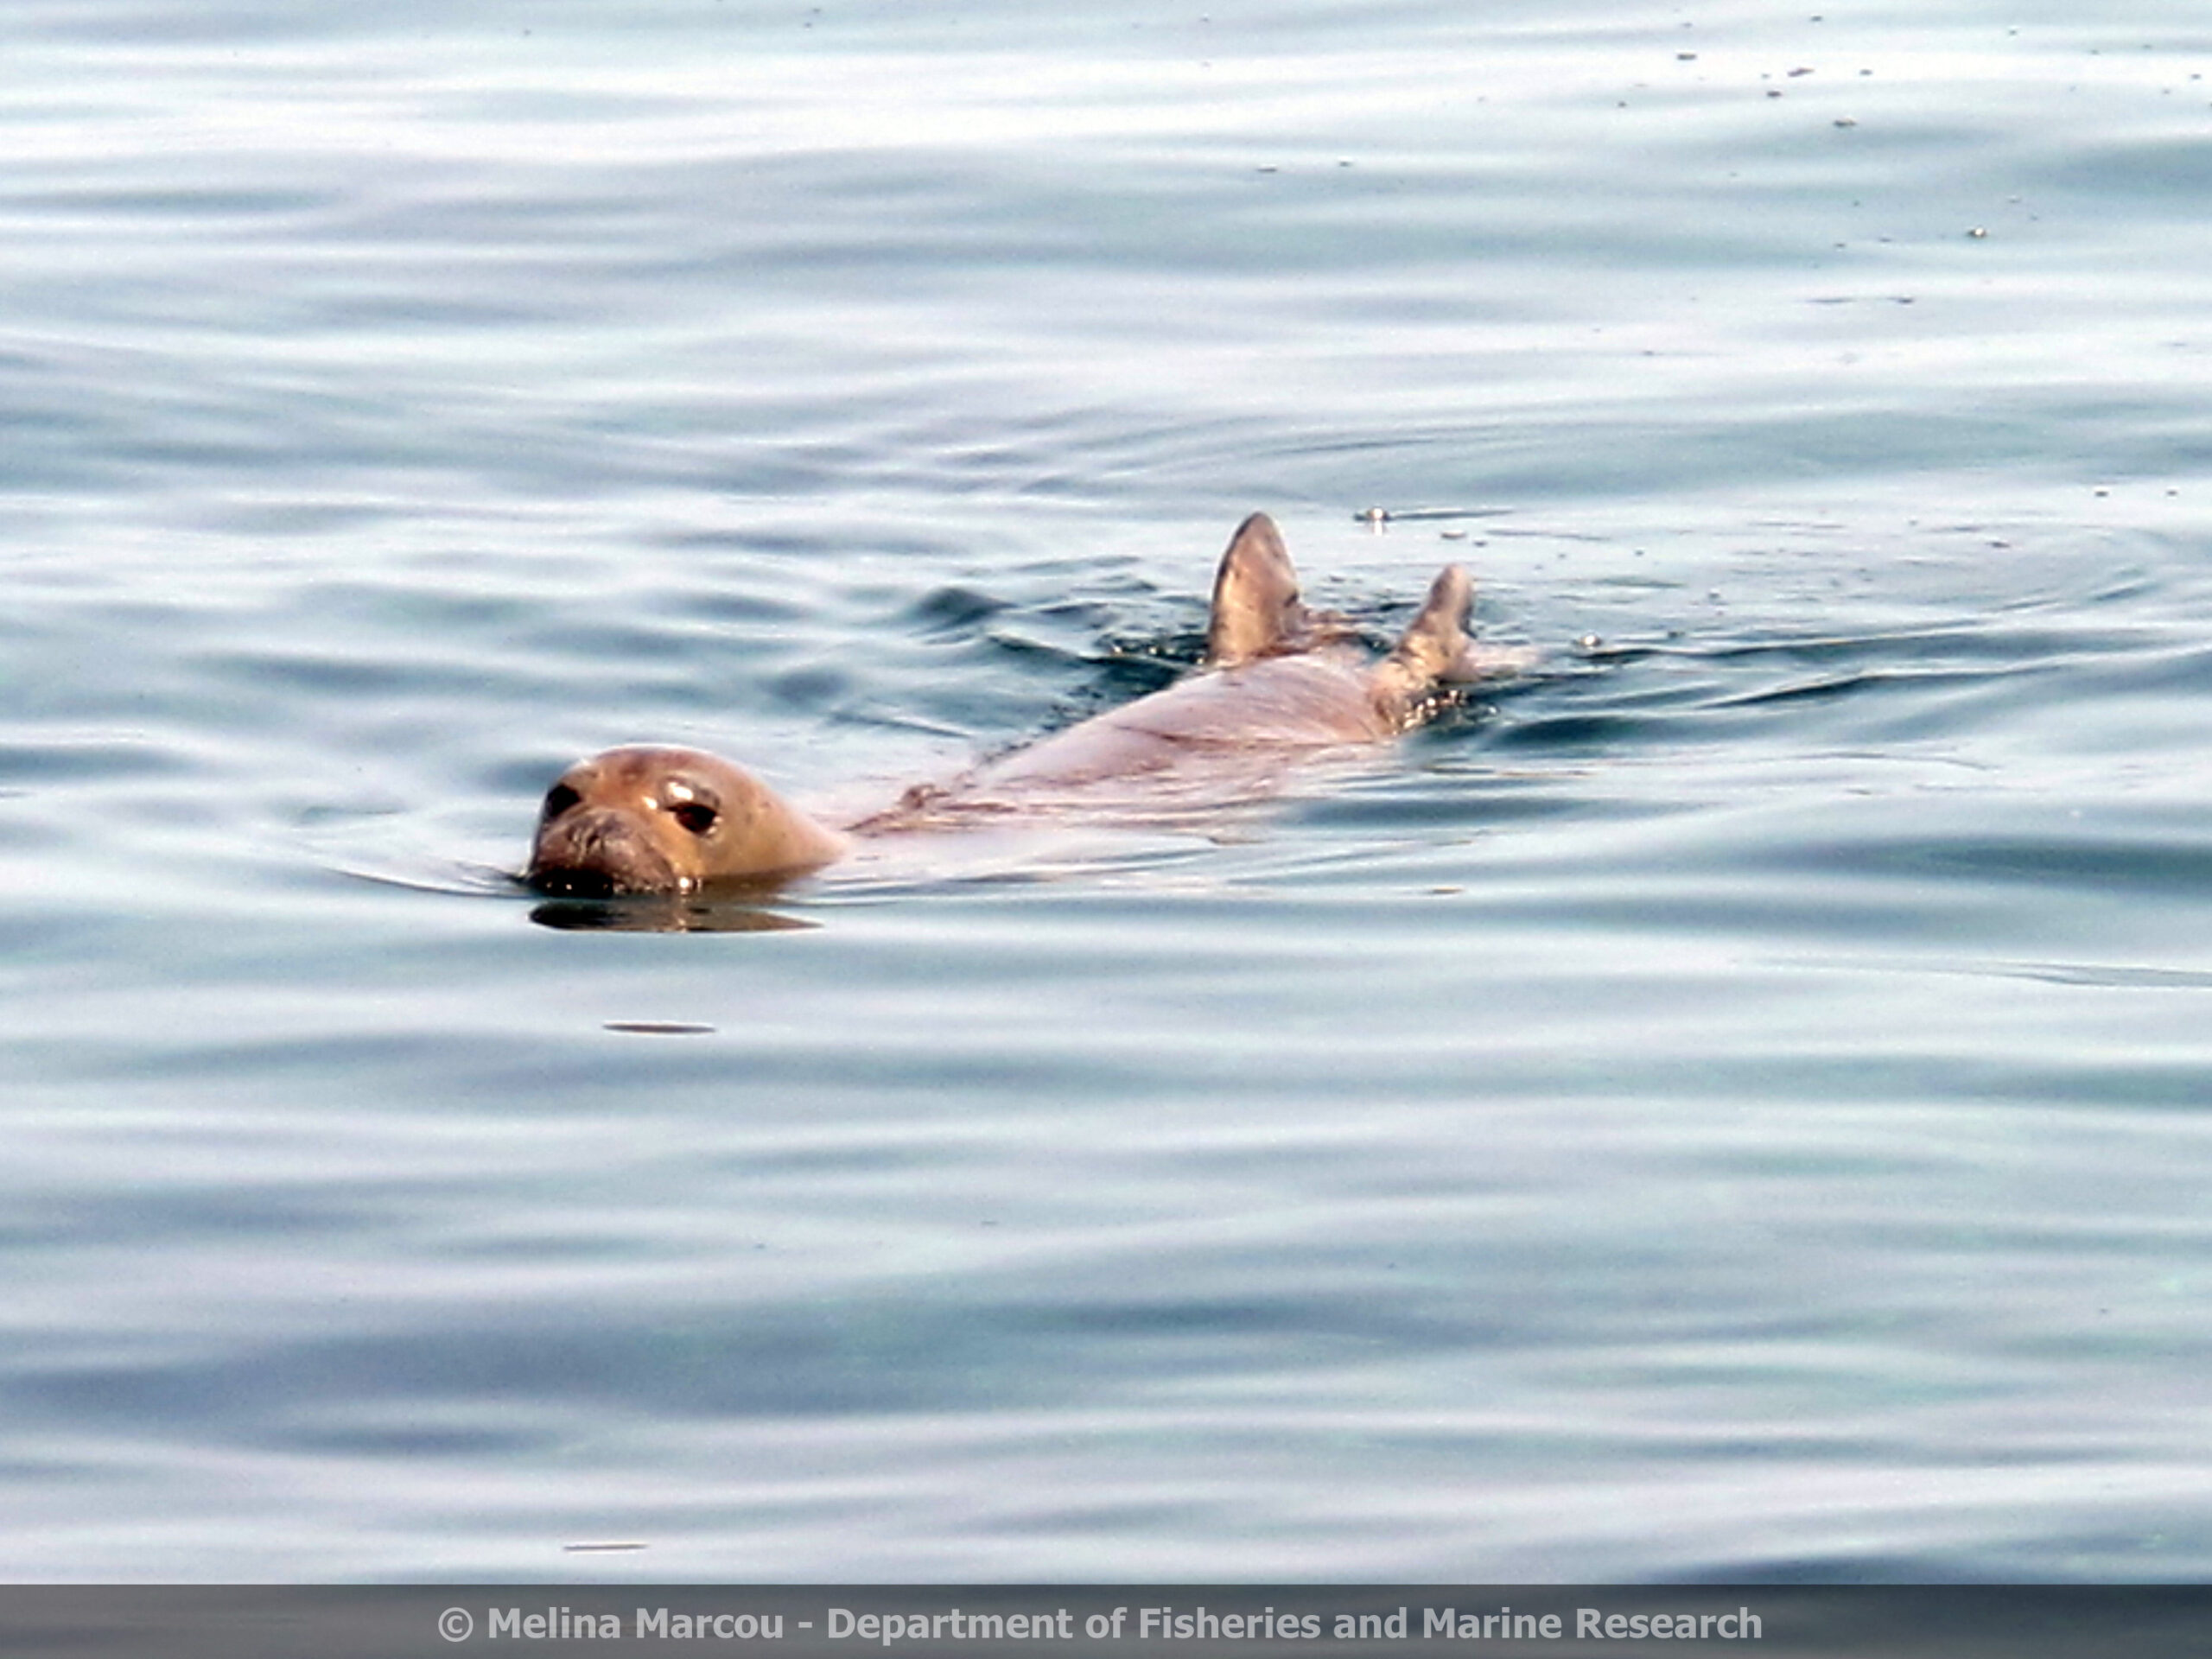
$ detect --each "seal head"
[527,746,846,896]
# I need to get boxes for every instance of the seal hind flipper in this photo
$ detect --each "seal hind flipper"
[1367,564,1476,721]
[1205,512,1313,667]
[1395,565,1475,681]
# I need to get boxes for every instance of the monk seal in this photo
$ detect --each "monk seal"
[526,512,1516,896]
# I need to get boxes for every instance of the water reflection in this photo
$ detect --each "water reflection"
[527,895,818,933]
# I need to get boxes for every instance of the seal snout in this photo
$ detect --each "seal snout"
[529,862,621,899]
[528,803,684,897]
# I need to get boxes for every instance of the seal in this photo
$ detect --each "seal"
[526,512,1518,895]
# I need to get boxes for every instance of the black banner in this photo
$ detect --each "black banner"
[0,1585,2204,1659]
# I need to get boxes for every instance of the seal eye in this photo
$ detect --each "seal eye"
[670,800,718,836]
[542,783,582,821]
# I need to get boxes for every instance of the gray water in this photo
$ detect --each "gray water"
[6,0,2212,1581]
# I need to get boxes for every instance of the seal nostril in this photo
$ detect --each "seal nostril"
[543,783,582,820]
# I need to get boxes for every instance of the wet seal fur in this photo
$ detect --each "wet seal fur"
[527,513,1516,897]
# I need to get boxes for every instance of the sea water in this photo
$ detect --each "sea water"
[4,0,2212,1580]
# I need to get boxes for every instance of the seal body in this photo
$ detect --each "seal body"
[967,648,1395,791]
[864,524,1492,827]
[525,513,1510,894]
